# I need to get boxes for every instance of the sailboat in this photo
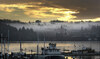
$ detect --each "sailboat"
[10,41,26,59]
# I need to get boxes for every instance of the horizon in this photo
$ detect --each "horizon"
[1,19,100,23]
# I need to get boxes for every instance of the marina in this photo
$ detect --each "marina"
[0,0,100,59]
[0,41,100,59]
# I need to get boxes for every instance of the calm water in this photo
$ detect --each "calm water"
[0,41,100,59]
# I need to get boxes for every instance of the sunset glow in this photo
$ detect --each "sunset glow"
[0,0,100,22]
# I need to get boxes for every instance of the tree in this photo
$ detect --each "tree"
[35,20,41,23]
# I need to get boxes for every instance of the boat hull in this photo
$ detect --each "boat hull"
[34,55,65,59]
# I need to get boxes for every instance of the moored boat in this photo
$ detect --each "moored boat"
[34,43,65,59]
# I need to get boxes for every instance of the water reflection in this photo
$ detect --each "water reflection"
[67,57,73,59]
[3,41,99,53]
[66,56,100,59]
[76,56,94,59]
[0,41,100,59]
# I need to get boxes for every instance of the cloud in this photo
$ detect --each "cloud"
[0,0,100,22]
[24,7,78,19]
[0,2,78,21]
[0,7,15,12]
[0,0,44,4]
[45,0,100,19]
[0,4,15,12]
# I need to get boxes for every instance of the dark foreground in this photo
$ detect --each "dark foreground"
[0,52,100,59]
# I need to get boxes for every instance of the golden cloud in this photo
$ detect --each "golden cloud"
[0,0,100,22]
[0,4,15,12]
[82,18,100,22]
[24,6,79,20]
[3,3,100,22]
[0,3,78,21]
[64,18,100,22]
[57,11,79,21]
[0,7,15,12]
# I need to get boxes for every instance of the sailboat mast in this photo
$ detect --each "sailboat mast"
[44,33,45,55]
[4,38,6,59]
[36,32,39,59]
[7,30,9,53]
[20,41,22,52]
[0,34,3,59]
[37,32,39,55]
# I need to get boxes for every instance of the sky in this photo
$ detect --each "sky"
[0,0,100,22]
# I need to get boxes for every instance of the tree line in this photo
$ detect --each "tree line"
[0,19,100,41]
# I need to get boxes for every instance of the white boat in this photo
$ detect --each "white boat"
[34,43,65,59]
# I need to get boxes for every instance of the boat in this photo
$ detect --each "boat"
[71,47,95,54]
[34,43,65,59]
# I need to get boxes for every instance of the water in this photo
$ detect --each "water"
[0,41,100,59]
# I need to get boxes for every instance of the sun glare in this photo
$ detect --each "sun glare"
[57,11,79,21]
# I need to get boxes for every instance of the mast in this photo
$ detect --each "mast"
[20,41,22,52]
[88,38,91,48]
[7,30,9,53]
[37,32,39,59]
[1,34,3,59]
[74,42,76,50]
[4,38,6,59]
[44,33,45,55]
[7,30,9,59]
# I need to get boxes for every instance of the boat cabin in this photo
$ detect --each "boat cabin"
[41,43,61,55]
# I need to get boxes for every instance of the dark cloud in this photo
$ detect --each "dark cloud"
[44,0,100,19]
[0,0,46,4]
